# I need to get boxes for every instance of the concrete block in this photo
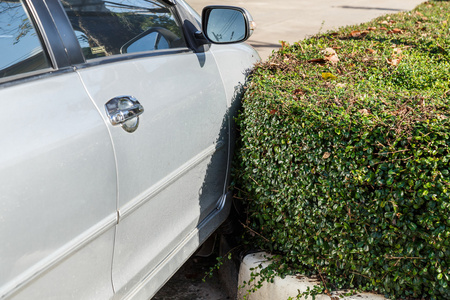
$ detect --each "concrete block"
[238,252,388,300]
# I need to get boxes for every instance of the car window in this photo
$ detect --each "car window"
[62,0,186,60]
[0,0,51,79]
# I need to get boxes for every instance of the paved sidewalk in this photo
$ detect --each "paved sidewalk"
[188,0,425,60]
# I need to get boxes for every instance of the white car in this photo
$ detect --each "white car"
[0,0,259,298]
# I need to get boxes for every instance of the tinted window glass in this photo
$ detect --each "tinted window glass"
[62,0,186,60]
[0,0,51,78]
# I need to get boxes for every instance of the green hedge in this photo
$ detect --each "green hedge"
[234,1,450,299]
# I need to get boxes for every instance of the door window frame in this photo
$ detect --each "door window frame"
[0,0,76,85]
[49,0,194,67]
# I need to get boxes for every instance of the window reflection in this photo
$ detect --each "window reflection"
[0,0,50,78]
[62,0,186,59]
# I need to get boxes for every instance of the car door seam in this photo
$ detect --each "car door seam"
[74,70,120,294]
[208,47,232,196]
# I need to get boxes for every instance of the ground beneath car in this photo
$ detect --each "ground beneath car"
[153,254,230,300]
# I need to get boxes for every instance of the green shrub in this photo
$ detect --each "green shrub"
[234,1,450,299]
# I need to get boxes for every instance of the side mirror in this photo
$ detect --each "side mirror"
[201,6,255,44]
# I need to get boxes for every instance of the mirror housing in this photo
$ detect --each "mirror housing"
[201,6,255,44]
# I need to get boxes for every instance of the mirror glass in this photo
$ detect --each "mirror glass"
[206,9,246,44]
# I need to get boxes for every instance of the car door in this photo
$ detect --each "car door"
[58,0,230,297]
[0,0,117,299]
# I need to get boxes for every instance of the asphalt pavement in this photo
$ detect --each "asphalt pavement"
[188,0,425,60]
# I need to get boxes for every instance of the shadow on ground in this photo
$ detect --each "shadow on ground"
[153,254,230,300]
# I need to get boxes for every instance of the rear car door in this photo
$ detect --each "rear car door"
[58,0,230,297]
[0,0,117,299]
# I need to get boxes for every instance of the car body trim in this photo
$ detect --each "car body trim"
[24,0,70,68]
[0,67,74,88]
[118,141,225,221]
[44,0,86,65]
[121,192,232,300]
[0,213,118,299]
[72,48,193,70]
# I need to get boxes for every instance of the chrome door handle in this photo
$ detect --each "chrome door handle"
[105,96,144,133]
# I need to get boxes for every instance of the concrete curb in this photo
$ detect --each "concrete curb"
[238,252,388,300]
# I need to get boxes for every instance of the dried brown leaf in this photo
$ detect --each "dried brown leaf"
[393,48,402,55]
[308,58,327,64]
[322,47,337,56]
[293,89,305,95]
[325,55,339,63]
[387,58,401,66]
[350,30,361,37]
[359,109,370,115]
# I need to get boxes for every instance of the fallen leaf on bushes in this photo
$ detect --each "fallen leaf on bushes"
[393,48,402,54]
[325,54,339,63]
[380,27,387,31]
[308,58,327,64]
[322,73,337,80]
[366,48,376,54]
[367,26,377,31]
[359,109,370,115]
[269,109,278,115]
[388,28,404,34]
[293,89,305,95]
[350,30,361,37]
[322,47,337,56]
[387,58,401,66]
[323,152,331,159]
[380,20,389,25]
[416,11,423,16]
